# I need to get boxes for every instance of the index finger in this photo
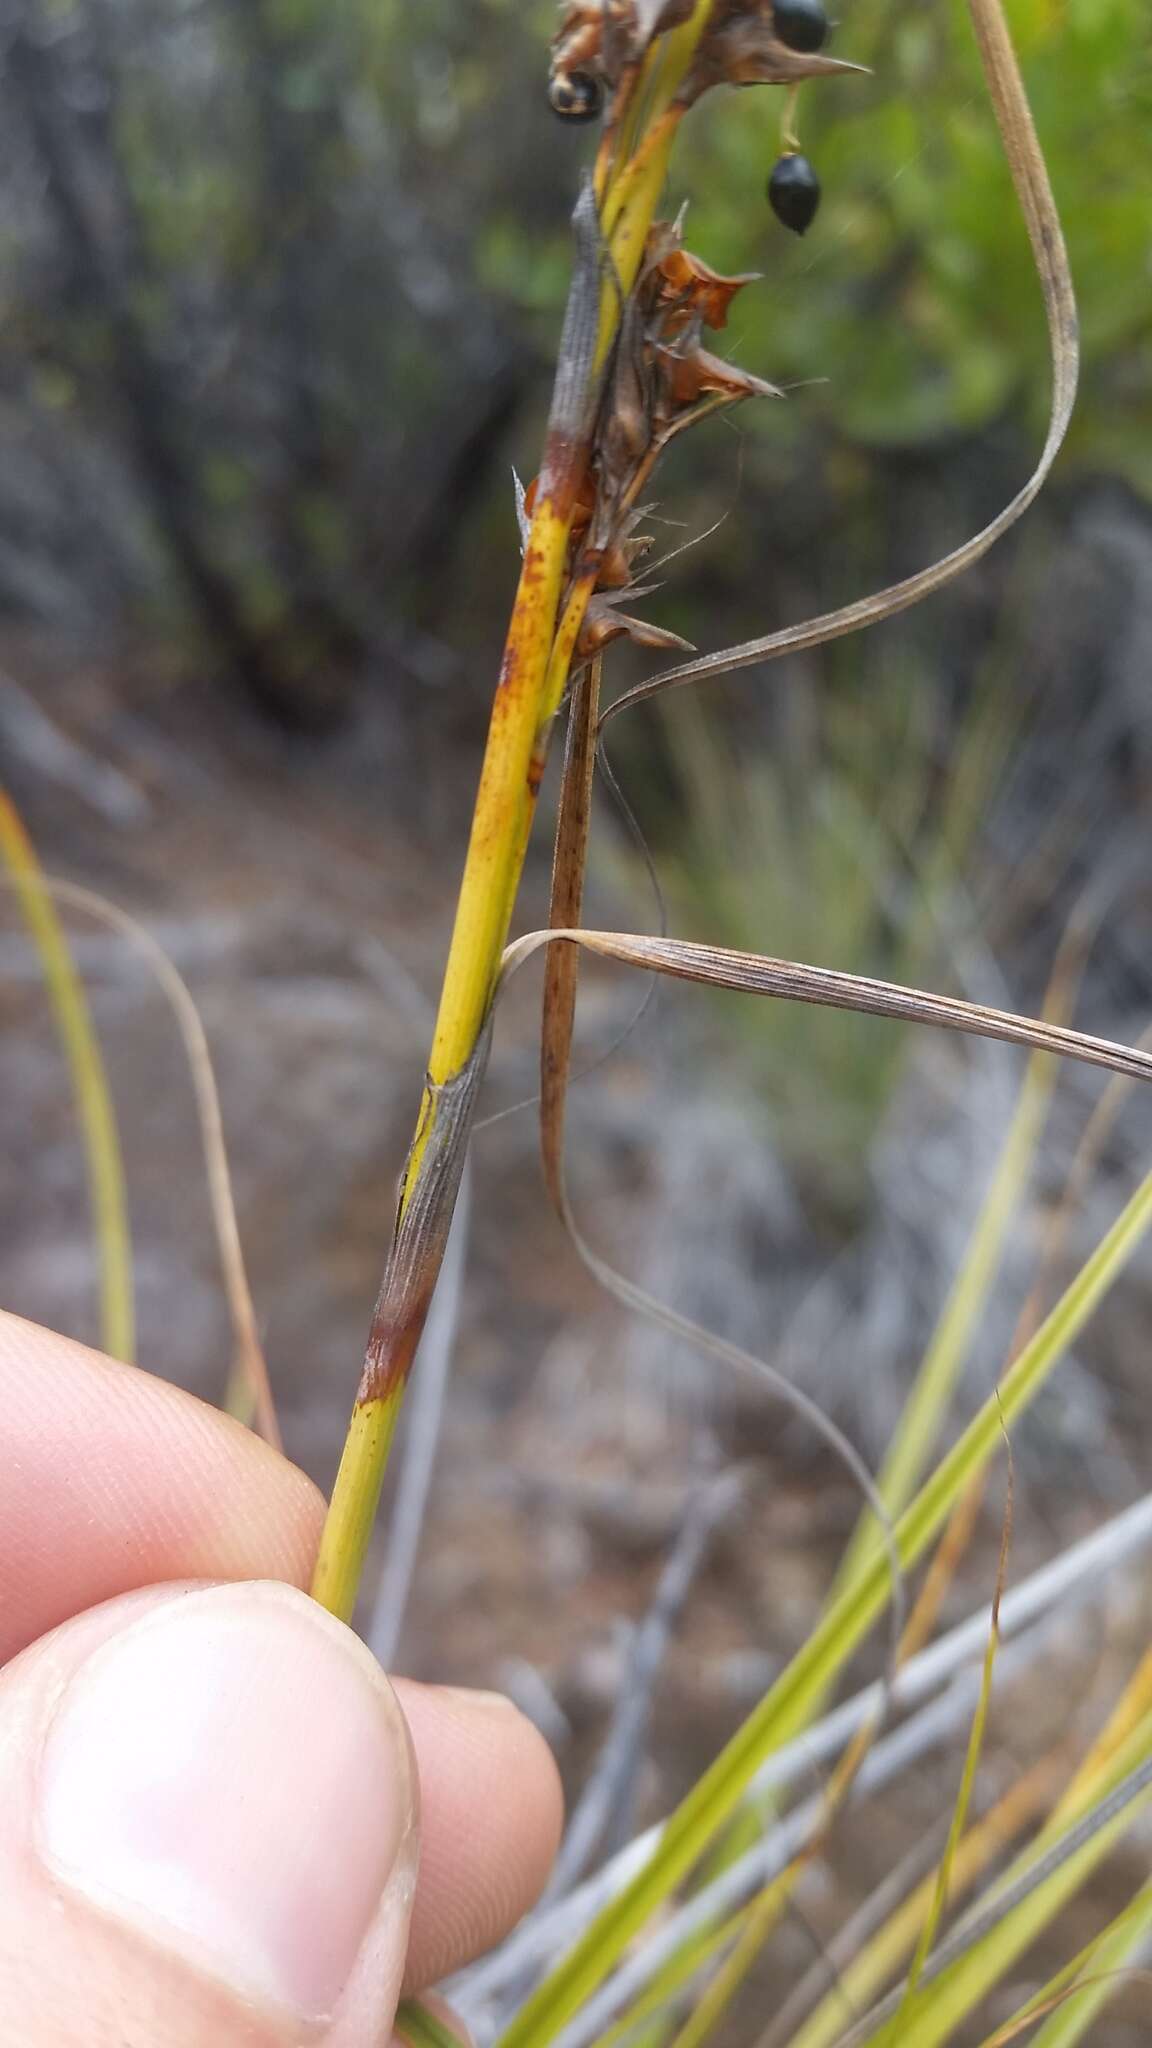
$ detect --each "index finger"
[0,1310,324,1663]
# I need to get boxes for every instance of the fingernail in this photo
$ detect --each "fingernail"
[35,1582,415,2020]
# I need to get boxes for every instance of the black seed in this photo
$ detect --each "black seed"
[549,71,603,122]
[772,0,829,53]
[768,151,822,235]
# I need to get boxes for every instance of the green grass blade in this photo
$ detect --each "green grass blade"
[895,1459,1014,2015]
[21,872,280,1443]
[858,1714,1152,2047]
[677,960,1069,2048]
[396,2001,464,2048]
[596,1911,748,2048]
[0,788,134,1361]
[837,1048,1054,1593]
[665,1869,810,2048]
[985,1879,1152,2046]
[496,1169,1152,2048]
[781,1763,1058,2048]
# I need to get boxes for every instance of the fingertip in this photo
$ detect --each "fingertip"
[0,1311,325,1659]
[393,1680,564,1988]
[0,1580,419,2044]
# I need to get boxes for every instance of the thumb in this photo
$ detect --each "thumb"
[0,1580,419,2047]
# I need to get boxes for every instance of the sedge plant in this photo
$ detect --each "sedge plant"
[11,1,1152,2044]
[303,4,1152,2042]
[309,0,1078,1618]
[301,6,1152,2039]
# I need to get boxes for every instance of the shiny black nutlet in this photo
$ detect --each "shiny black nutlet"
[549,72,603,122]
[768,152,822,235]
[772,0,829,53]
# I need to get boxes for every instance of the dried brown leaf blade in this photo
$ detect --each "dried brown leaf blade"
[311,1024,491,1619]
[528,901,911,1723]
[32,875,280,1448]
[898,1447,1015,2015]
[363,1032,491,1408]
[507,929,1152,1090]
[541,655,604,1209]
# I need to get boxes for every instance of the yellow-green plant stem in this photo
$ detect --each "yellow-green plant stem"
[310,1380,406,1620]
[0,789,134,1361]
[500,563,603,957]
[597,106,682,354]
[311,2,716,1625]
[308,456,578,1628]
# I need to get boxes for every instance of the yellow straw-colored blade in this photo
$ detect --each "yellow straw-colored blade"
[0,789,134,1362]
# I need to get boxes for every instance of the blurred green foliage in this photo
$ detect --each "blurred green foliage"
[480,0,1152,479]
[0,0,1146,710]
[689,0,1151,473]
[634,628,1021,1217]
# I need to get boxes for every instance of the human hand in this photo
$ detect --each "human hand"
[0,1310,563,2045]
